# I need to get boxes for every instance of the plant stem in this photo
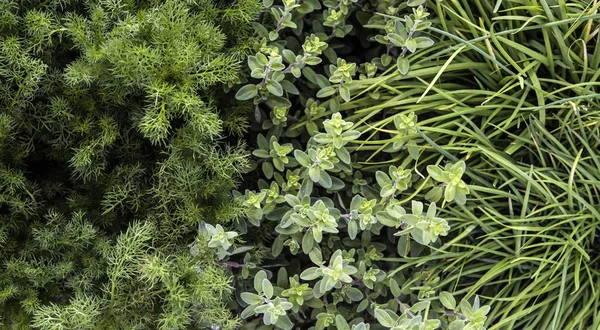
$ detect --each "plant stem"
[445,310,467,320]
[217,260,245,268]
[400,19,420,57]
[283,54,308,74]
[396,298,415,318]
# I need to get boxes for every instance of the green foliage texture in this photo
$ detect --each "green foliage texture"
[0,0,261,328]
[3,0,600,329]
[215,0,600,329]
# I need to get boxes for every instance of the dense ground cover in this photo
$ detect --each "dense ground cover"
[0,0,259,328]
[225,0,600,329]
[1,0,600,329]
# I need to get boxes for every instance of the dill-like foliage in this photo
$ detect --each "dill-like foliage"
[0,0,260,328]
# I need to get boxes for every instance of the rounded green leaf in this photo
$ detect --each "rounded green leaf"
[397,235,410,257]
[302,67,318,83]
[254,270,267,293]
[377,212,400,227]
[329,98,340,112]
[375,171,391,186]
[336,315,350,330]
[248,55,262,71]
[405,38,417,53]
[316,86,336,98]
[339,85,350,102]
[459,299,472,314]
[270,62,285,71]
[268,95,292,108]
[425,186,443,202]
[241,292,262,305]
[275,315,294,330]
[280,80,299,95]
[277,267,288,287]
[330,177,345,190]
[306,121,319,135]
[318,171,332,188]
[284,194,301,206]
[336,147,350,164]
[316,74,330,88]
[291,66,302,78]
[440,291,457,310]
[235,84,258,100]
[305,56,322,65]
[407,0,426,6]
[262,161,274,179]
[272,235,284,257]
[302,230,315,254]
[282,20,297,29]
[415,36,434,48]
[348,220,358,239]
[381,54,392,67]
[448,320,465,330]
[294,150,311,167]
[342,130,361,141]
[397,57,410,75]
[389,278,401,297]
[300,178,313,196]
[262,278,273,299]
[388,33,406,47]
[453,160,466,174]
[257,134,269,150]
[282,49,296,63]
[240,305,256,319]
[374,309,395,327]
[272,158,284,171]
[444,184,456,202]
[357,299,369,312]
[253,149,270,158]
[411,301,430,312]
[407,140,419,159]
[426,165,445,182]
[309,166,320,182]
[308,247,323,265]
[312,226,323,242]
[269,30,279,41]
[380,185,395,198]
[266,80,284,96]
[454,191,467,205]
[300,267,321,280]
[346,287,364,301]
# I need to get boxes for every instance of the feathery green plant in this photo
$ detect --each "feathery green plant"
[0,0,260,328]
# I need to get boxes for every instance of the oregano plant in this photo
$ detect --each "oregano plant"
[209,1,491,328]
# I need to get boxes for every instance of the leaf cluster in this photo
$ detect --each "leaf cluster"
[0,0,260,328]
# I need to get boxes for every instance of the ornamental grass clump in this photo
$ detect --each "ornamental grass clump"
[342,0,600,328]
